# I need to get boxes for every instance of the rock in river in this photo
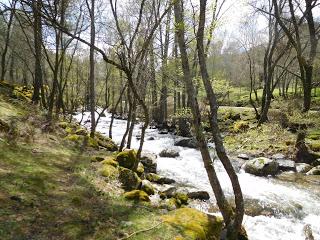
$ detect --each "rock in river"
[187,191,210,200]
[174,138,198,148]
[277,160,296,172]
[242,157,279,176]
[159,148,180,158]
[295,163,312,173]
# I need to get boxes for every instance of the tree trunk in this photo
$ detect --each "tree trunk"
[174,0,234,234]
[196,0,244,237]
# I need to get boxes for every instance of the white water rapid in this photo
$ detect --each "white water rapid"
[76,111,320,240]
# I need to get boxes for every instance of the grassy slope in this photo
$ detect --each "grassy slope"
[0,93,182,240]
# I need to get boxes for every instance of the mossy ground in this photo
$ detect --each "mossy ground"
[0,90,193,240]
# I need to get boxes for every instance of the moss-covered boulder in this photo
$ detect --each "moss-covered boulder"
[101,157,119,167]
[88,137,99,148]
[97,137,118,151]
[162,208,223,240]
[124,190,150,202]
[118,167,141,191]
[100,164,118,179]
[175,192,188,205]
[146,173,161,182]
[141,180,155,195]
[116,149,137,169]
[136,162,144,176]
[242,157,279,176]
[65,134,83,142]
[57,121,68,129]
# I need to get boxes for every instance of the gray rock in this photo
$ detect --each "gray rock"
[159,148,180,158]
[174,138,198,149]
[306,166,320,175]
[272,153,286,160]
[140,151,157,173]
[159,187,177,199]
[159,129,169,134]
[295,163,312,173]
[187,191,210,200]
[277,160,296,172]
[157,177,176,185]
[238,153,250,160]
[147,136,155,140]
[242,157,279,176]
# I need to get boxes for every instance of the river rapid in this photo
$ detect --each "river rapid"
[76,112,320,240]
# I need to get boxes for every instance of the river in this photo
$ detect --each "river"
[76,112,320,240]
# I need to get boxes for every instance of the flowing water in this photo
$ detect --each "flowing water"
[76,112,320,240]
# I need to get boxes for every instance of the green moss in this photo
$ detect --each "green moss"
[65,127,74,134]
[118,167,142,191]
[146,173,160,182]
[75,128,87,136]
[100,165,118,179]
[162,208,223,240]
[136,162,144,176]
[101,157,119,167]
[88,137,99,148]
[124,190,150,202]
[175,193,188,205]
[116,149,137,169]
[90,155,105,162]
[309,141,320,152]
[233,120,249,133]
[65,134,82,142]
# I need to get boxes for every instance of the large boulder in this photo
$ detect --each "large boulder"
[242,157,279,176]
[187,191,210,201]
[306,166,320,175]
[116,149,137,169]
[118,167,141,191]
[140,151,157,173]
[124,190,150,202]
[159,148,180,158]
[277,160,296,172]
[174,138,198,149]
[96,134,118,151]
[162,208,223,240]
[295,163,313,173]
[100,165,118,179]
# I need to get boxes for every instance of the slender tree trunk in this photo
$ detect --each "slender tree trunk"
[197,0,244,237]
[32,0,43,104]
[88,0,96,137]
[174,0,233,234]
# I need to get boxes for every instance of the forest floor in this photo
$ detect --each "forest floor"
[0,90,188,240]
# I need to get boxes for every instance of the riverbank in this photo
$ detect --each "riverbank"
[0,84,229,240]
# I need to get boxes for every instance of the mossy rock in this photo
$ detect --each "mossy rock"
[88,137,99,148]
[100,165,118,179]
[0,118,10,132]
[124,190,150,202]
[175,193,188,205]
[307,129,320,140]
[65,134,83,142]
[160,198,179,211]
[141,180,155,195]
[136,162,144,176]
[75,128,87,136]
[101,157,119,167]
[233,121,249,133]
[65,127,74,134]
[116,149,137,169]
[146,173,160,182]
[162,208,223,240]
[96,133,118,151]
[118,167,142,191]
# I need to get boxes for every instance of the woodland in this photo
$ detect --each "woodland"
[0,0,319,240]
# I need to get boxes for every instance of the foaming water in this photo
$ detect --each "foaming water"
[76,112,320,240]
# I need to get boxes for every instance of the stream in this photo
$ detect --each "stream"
[76,112,320,240]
